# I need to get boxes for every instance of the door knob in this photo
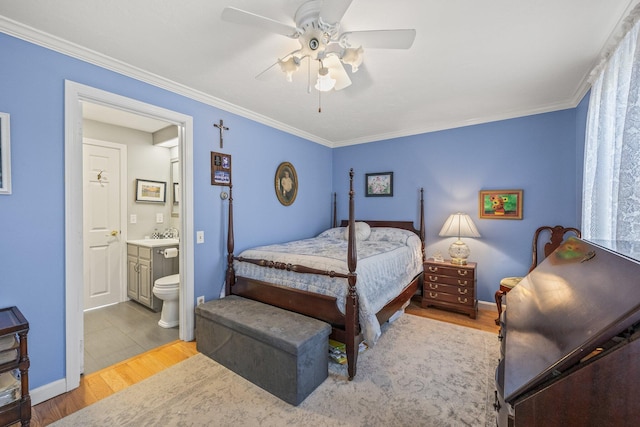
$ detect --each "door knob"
[106,230,119,237]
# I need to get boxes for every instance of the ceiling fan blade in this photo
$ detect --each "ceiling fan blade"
[323,55,352,91]
[341,29,416,49]
[221,7,297,37]
[320,0,353,24]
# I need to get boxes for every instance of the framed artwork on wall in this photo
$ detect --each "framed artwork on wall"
[275,162,297,206]
[135,179,166,203]
[479,189,523,219]
[0,112,11,195]
[211,152,232,186]
[365,172,393,197]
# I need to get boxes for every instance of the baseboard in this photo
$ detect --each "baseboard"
[477,299,496,312]
[30,378,68,405]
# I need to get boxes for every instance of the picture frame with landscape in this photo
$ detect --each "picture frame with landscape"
[135,179,166,203]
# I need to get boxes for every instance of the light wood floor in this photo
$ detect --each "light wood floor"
[28,299,499,426]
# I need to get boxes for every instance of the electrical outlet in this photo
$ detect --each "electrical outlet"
[197,296,205,306]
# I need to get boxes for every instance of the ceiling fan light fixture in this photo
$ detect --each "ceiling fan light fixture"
[341,46,364,72]
[315,66,336,92]
[278,57,300,82]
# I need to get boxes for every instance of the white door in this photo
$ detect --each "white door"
[83,140,126,310]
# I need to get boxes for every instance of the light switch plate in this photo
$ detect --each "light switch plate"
[130,214,137,224]
[156,213,164,223]
[196,231,204,244]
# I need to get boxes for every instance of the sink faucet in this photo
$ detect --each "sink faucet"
[165,227,179,239]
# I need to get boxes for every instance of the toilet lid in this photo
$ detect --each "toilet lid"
[154,274,180,287]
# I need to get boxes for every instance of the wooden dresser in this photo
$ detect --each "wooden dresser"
[421,259,477,319]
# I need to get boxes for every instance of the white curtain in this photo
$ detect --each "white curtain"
[583,15,640,241]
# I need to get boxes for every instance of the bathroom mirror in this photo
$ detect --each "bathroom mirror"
[171,159,180,218]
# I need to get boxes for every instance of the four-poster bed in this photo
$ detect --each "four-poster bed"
[225,169,425,379]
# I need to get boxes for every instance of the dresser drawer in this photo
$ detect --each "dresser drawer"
[423,290,474,307]
[423,281,474,296]
[424,263,475,280]
[424,273,474,287]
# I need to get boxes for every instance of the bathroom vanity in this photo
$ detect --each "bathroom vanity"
[127,239,179,311]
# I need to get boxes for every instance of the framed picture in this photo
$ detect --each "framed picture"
[135,179,166,203]
[365,172,393,197]
[173,182,180,205]
[0,112,11,195]
[479,189,523,219]
[275,162,298,206]
[211,152,231,186]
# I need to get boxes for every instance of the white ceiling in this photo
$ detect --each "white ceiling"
[0,0,637,147]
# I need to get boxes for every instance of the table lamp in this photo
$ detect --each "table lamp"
[439,212,481,265]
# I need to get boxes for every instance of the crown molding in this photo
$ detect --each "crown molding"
[331,98,581,148]
[0,16,334,148]
[0,14,594,149]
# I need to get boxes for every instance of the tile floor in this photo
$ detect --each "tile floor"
[83,300,179,375]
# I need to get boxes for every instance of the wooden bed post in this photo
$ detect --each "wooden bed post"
[420,187,425,261]
[332,192,337,229]
[346,169,359,380]
[225,184,235,296]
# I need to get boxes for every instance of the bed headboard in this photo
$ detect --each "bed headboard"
[338,187,425,247]
[338,220,421,237]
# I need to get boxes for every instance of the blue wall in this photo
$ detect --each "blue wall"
[333,109,583,303]
[0,31,587,393]
[0,32,332,389]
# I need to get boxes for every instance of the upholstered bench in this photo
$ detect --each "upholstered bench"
[195,295,331,406]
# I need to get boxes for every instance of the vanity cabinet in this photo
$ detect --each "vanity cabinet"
[127,243,178,311]
[0,306,30,427]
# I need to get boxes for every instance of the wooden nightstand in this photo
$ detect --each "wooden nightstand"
[0,306,30,427]
[421,259,477,319]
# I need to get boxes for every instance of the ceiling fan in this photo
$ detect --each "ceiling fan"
[221,0,416,93]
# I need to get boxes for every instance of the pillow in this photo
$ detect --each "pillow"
[343,221,371,241]
[367,227,414,245]
[316,227,345,239]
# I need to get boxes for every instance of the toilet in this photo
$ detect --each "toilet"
[153,274,180,328]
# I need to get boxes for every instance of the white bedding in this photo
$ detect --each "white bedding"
[234,226,423,345]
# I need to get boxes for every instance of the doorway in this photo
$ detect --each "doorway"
[64,80,195,392]
[81,131,180,374]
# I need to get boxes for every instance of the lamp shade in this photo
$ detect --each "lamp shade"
[439,213,480,265]
[439,213,481,239]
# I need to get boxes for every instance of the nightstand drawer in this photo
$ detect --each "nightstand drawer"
[423,291,474,307]
[424,274,474,287]
[424,281,474,296]
[424,263,475,280]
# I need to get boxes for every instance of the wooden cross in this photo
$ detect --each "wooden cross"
[214,119,229,148]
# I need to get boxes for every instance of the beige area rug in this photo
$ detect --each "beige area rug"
[53,314,499,427]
